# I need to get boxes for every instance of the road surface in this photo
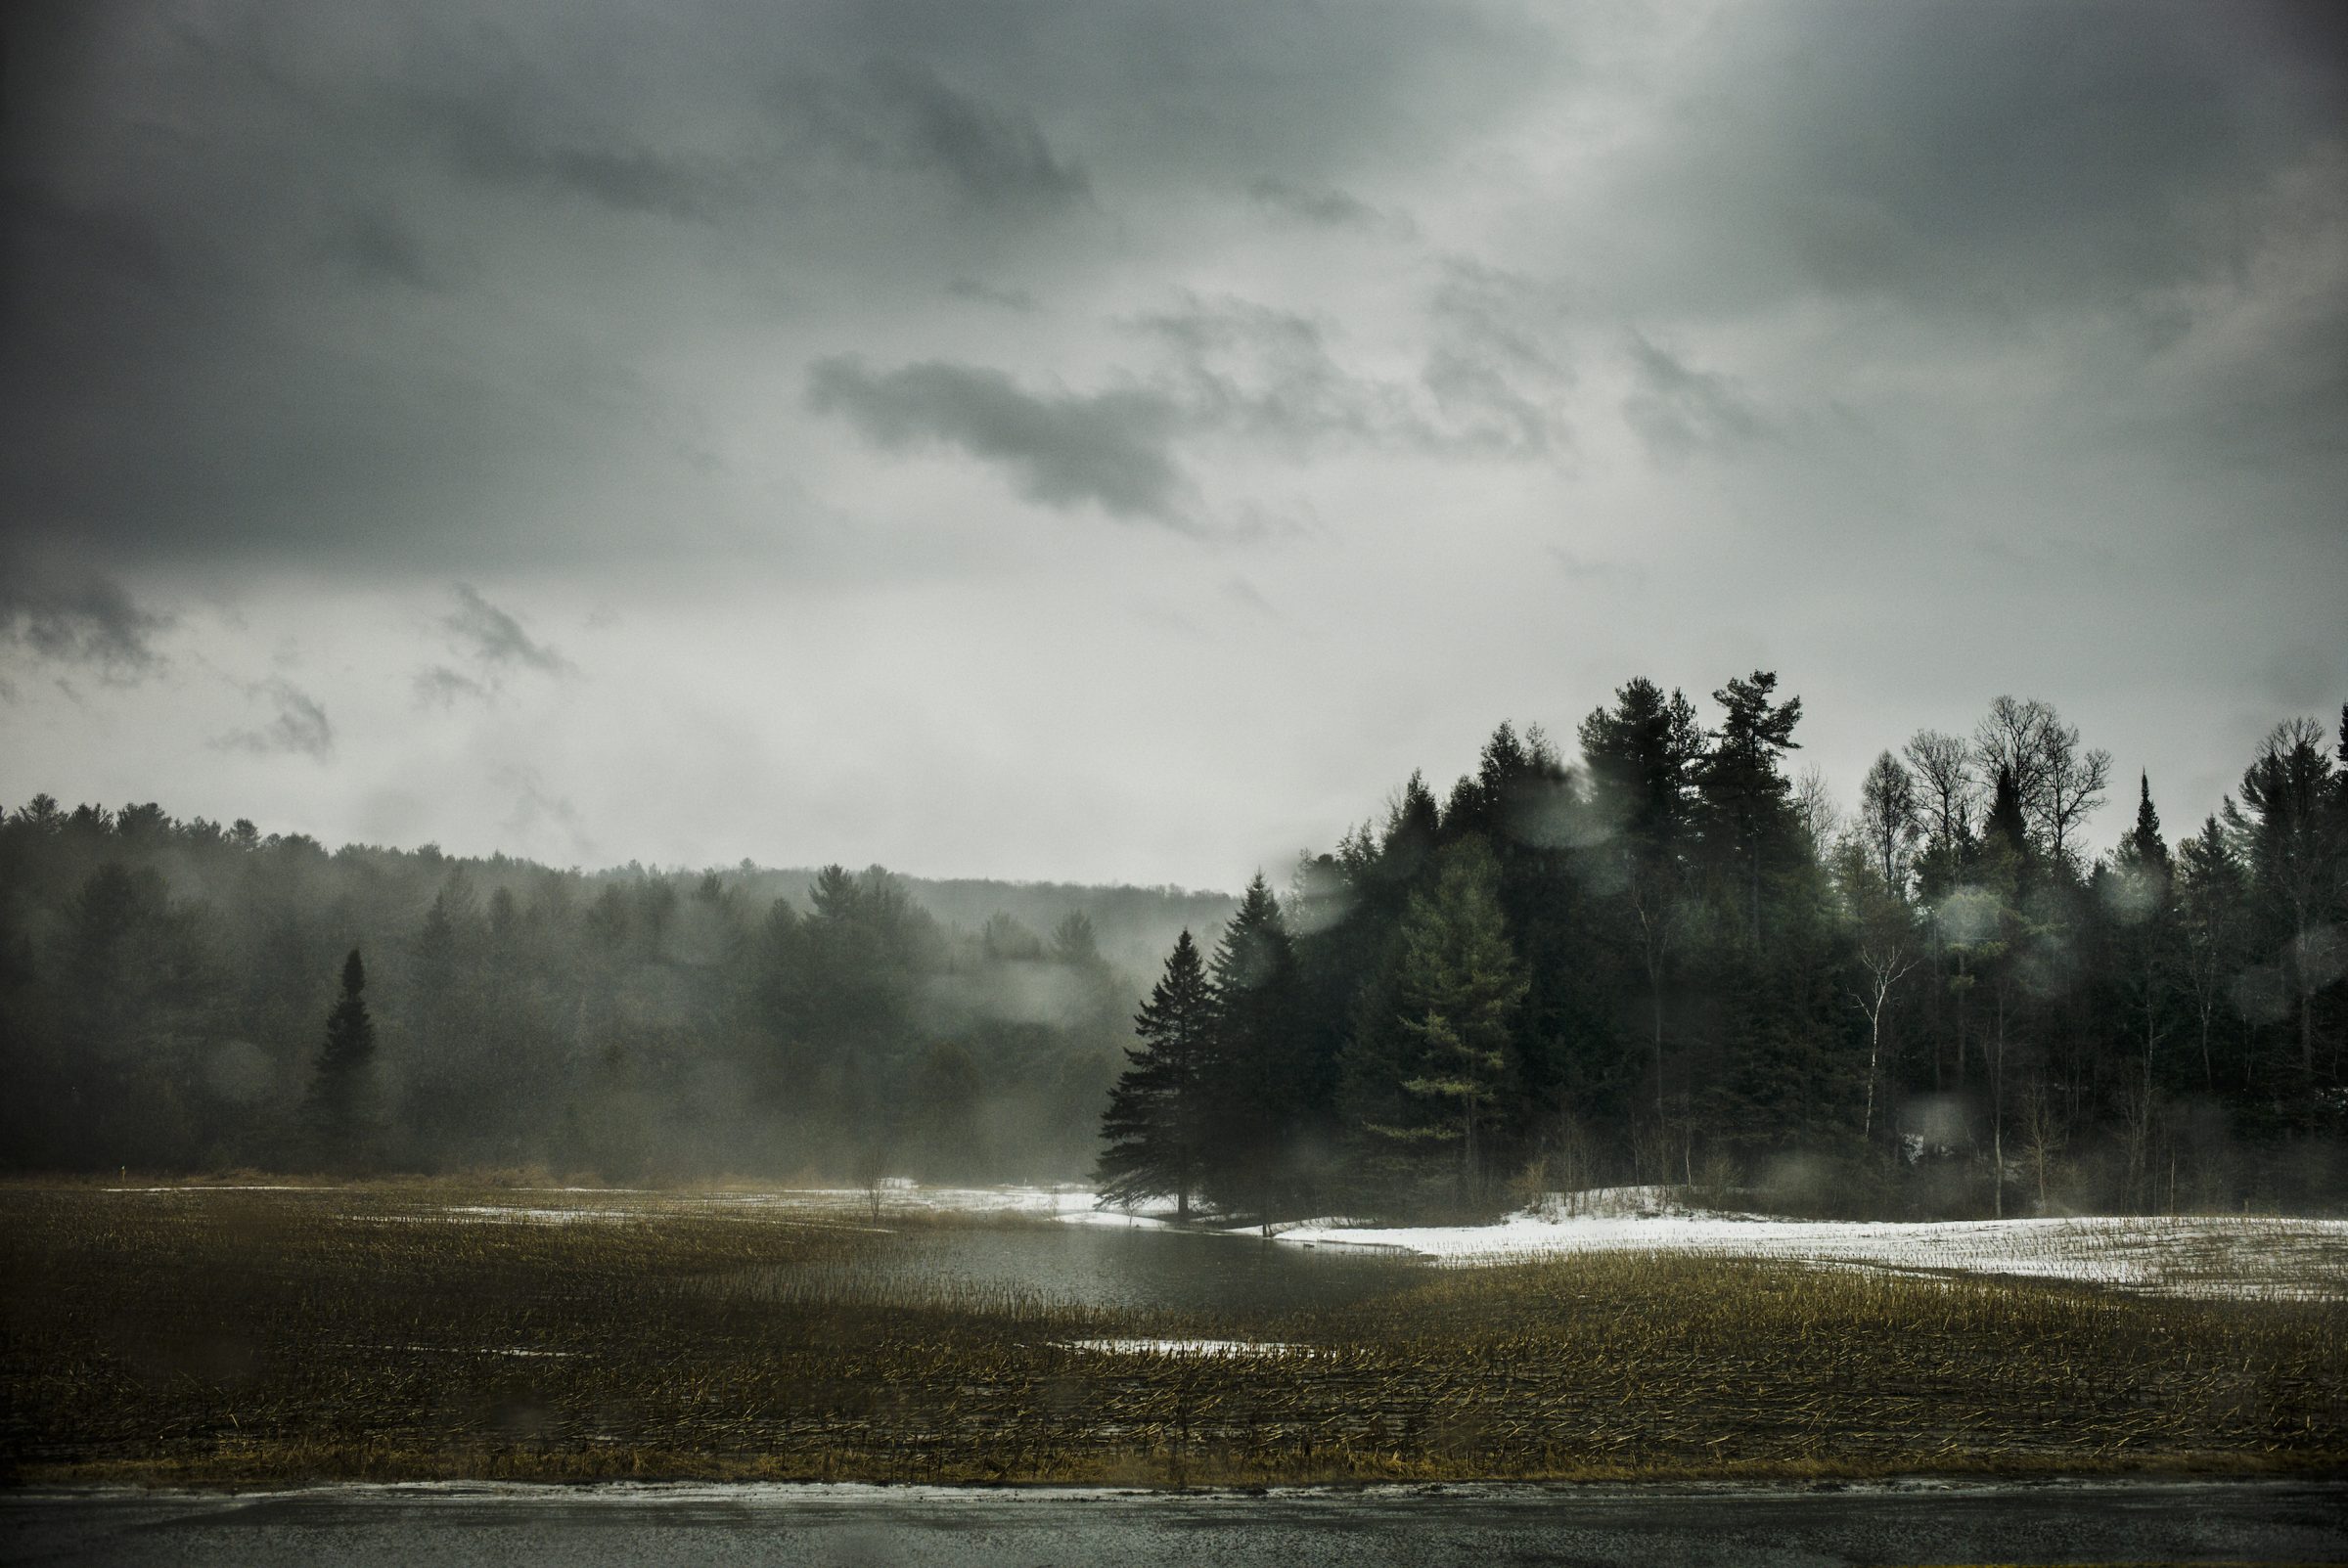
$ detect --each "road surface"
[5,1477,2342,1566]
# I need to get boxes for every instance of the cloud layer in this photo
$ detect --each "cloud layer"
[2,0,2342,881]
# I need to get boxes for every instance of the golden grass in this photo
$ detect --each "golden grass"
[3,1184,2340,1486]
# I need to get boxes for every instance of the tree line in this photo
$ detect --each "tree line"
[1099,678,2348,1220]
[5,675,2340,1215]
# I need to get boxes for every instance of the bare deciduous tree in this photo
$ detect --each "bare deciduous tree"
[2042,727,2113,874]
[1903,730,1977,850]
[1856,750,1919,891]
[1970,696,2108,872]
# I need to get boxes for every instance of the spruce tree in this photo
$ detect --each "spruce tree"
[2226,719,2343,1083]
[1579,678,1703,1128]
[1199,874,1303,1221]
[2123,773,2170,876]
[1579,678,1704,851]
[309,948,378,1168]
[2110,774,2176,1112]
[1985,764,2030,865]
[1697,670,1803,949]
[1382,839,1527,1208]
[1097,930,1213,1218]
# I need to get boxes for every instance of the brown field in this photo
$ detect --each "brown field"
[3,1183,2342,1486]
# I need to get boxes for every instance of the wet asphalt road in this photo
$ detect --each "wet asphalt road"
[4,1478,2342,1567]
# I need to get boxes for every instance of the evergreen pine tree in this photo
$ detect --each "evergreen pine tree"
[1985,764,2030,865]
[2109,773,2177,1113]
[1199,874,1303,1221]
[309,948,378,1168]
[1696,670,1803,949]
[1579,678,1704,1130]
[1097,930,1213,1218]
[1382,839,1527,1208]
[2124,772,2171,878]
[2226,719,2343,1084]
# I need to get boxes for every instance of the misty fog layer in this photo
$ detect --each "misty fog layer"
[0,818,1230,1182]
[4,679,2341,1220]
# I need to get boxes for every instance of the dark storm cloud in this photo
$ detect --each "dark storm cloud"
[217,678,333,758]
[1621,334,1772,464]
[1,6,745,570]
[1136,298,1393,450]
[1430,263,1567,385]
[1418,263,1572,456]
[808,356,1186,520]
[0,0,1561,572]
[766,0,1556,190]
[4,6,2341,660]
[3,181,197,296]
[441,118,731,225]
[444,585,570,675]
[320,210,445,292]
[413,665,488,709]
[2,110,651,569]
[810,287,1572,517]
[854,59,1090,210]
[409,586,565,709]
[1246,178,1404,236]
[1137,292,1568,459]
[1420,350,1560,458]
[947,278,1037,312]
[4,0,2342,886]
[1595,0,2348,314]
[765,59,1093,212]
[0,560,168,678]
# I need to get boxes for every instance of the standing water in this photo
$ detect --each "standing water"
[723,1219,1420,1316]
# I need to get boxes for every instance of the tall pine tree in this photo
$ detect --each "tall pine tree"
[1579,678,1704,1127]
[1199,874,1304,1221]
[1382,839,1527,1209]
[309,948,378,1168]
[1697,670,1803,949]
[1097,930,1214,1218]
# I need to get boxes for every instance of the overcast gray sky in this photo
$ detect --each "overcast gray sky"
[4,0,2343,886]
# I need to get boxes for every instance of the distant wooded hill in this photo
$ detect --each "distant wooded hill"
[744,869,1237,978]
[0,801,1233,1183]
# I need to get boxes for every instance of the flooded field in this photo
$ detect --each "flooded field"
[6,1182,2343,1487]
[715,1220,1418,1315]
[106,1181,1422,1314]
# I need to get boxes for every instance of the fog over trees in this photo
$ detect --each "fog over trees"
[4,677,2343,1216]
[0,821,1226,1183]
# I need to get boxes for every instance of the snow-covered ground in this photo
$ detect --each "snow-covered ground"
[104,1182,2340,1301]
[473,1185,2345,1300]
[1266,1198,2348,1301]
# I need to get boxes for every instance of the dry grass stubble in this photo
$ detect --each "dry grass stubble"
[2,1184,2340,1485]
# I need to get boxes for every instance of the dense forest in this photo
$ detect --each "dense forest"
[5,673,2344,1218]
[0,819,1228,1182]
[1099,677,2348,1220]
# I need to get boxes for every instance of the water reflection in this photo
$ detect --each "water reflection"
[728,1221,1420,1316]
